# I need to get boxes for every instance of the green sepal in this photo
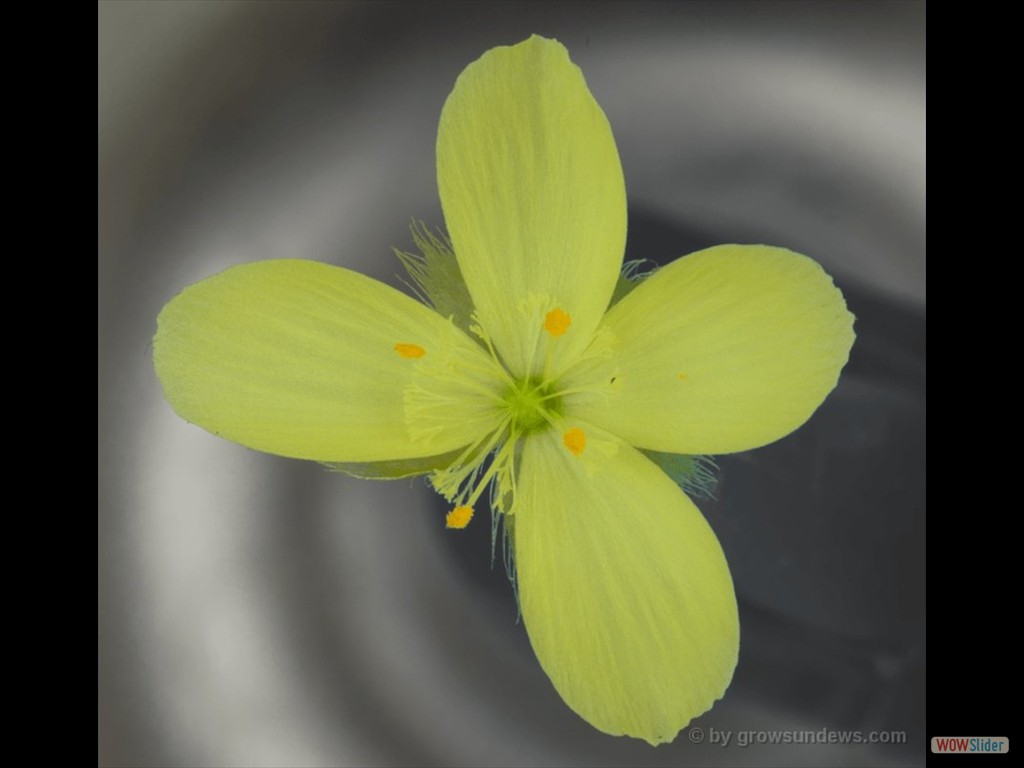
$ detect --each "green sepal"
[323,447,465,480]
[640,450,719,500]
[395,222,477,335]
[608,258,659,308]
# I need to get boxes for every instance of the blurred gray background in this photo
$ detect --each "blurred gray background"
[98,2,925,766]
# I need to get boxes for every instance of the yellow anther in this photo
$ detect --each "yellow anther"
[544,307,572,337]
[677,372,688,381]
[395,342,426,359]
[563,427,586,457]
[446,505,474,529]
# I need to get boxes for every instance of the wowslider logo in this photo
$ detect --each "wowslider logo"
[931,737,1008,754]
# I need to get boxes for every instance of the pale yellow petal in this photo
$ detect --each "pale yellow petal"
[514,423,739,744]
[437,35,626,377]
[564,245,855,454]
[154,260,502,462]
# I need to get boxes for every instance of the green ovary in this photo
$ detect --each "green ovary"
[503,376,561,435]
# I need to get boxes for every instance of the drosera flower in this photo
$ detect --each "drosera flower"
[153,35,855,745]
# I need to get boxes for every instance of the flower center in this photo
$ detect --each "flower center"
[503,376,561,434]
[405,302,615,529]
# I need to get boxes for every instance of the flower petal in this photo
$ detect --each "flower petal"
[565,245,855,454]
[437,35,626,377]
[514,423,738,745]
[154,260,501,462]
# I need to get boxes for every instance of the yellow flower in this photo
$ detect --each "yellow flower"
[154,35,855,744]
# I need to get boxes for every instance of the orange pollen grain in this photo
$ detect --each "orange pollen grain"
[446,505,474,529]
[395,342,426,359]
[677,372,688,381]
[563,427,587,456]
[544,308,572,337]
